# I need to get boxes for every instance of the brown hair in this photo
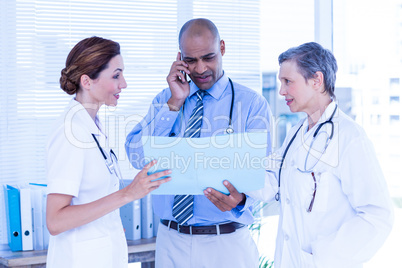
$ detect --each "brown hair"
[60,36,120,95]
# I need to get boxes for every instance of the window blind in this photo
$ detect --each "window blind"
[0,0,261,245]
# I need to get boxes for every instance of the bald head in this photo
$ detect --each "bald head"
[178,18,225,90]
[178,18,220,49]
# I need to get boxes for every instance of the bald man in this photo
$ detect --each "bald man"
[126,18,272,268]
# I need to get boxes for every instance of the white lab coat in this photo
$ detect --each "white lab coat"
[248,102,394,268]
[46,99,128,268]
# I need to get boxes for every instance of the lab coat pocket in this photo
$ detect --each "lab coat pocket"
[300,249,316,268]
[311,172,330,212]
[73,235,113,268]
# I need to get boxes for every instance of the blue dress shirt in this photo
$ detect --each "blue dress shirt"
[125,72,272,226]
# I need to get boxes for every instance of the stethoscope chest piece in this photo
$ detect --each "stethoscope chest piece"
[226,126,234,134]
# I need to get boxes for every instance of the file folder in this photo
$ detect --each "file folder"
[20,187,33,251]
[141,195,154,238]
[120,180,142,240]
[3,185,22,252]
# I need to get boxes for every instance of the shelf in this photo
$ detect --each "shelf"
[0,238,156,268]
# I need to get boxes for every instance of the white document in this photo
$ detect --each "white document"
[142,132,268,195]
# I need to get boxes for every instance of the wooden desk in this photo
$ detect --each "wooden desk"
[0,238,156,268]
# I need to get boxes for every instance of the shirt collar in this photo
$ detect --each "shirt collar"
[189,71,229,100]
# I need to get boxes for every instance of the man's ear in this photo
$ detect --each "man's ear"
[312,71,324,90]
[80,74,91,90]
[220,40,225,56]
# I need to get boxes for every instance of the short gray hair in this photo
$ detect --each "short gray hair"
[278,42,338,98]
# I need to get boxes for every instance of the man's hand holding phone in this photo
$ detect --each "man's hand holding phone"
[167,52,191,111]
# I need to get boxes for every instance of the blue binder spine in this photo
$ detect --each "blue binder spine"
[3,185,22,251]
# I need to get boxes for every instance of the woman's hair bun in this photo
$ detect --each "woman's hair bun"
[60,68,77,95]
[59,36,120,96]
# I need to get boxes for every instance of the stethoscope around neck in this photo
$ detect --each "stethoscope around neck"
[169,77,235,137]
[275,104,338,201]
[91,133,125,188]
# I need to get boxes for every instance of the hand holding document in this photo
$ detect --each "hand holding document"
[142,132,268,195]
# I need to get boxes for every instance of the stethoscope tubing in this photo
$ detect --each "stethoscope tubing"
[227,78,235,132]
[91,133,119,176]
[170,77,235,136]
[92,133,108,160]
[275,104,338,201]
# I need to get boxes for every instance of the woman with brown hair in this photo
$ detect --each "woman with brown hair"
[45,36,171,268]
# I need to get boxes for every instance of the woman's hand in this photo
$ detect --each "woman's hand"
[47,160,171,236]
[123,160,172,201]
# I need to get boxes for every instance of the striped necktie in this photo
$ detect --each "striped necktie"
[172,90,206,225]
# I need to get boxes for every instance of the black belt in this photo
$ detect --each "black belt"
[160,219,245,235]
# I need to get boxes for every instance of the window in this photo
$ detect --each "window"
[390,77,400,86]
[334,0,402,202]
[390,96,400,104]
[390,115,400,124]
[370,114,382,125]
[260,0,315,148]
[334,2,402,265]
[0,0,261,246]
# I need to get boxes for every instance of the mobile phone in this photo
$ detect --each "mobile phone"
[180,52,187,82]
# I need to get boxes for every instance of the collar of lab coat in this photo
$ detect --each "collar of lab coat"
[67,98,107,139]
[295,101,339,168]
[301,101,338,138]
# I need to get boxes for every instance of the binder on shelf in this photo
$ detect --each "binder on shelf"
[19,187,33,251]
[3,185,22,252]
[120,180,142,240]
[29,183,48,250]
[141,194,154,239]
[153,211,160,237]
[41,188,50,250]
[30,185,44,250]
